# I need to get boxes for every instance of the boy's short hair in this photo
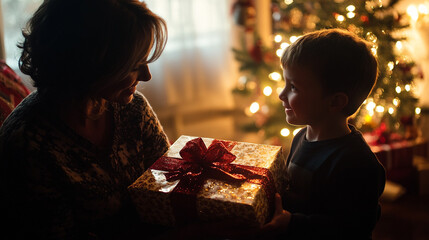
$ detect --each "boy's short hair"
[281,28,378,116]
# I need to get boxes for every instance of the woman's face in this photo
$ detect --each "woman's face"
[100,64,152,104]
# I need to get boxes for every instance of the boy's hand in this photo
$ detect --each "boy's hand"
[260,193,291,238]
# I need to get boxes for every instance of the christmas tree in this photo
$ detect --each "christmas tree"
[232,0,423,145]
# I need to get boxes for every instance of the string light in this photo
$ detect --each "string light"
[280,42,290,49]
[416,107,421,115]
[418,4,428,15]
[405,84,411,92]
[280,128,290,137]
[393,98,399,106]
[407,5,419,21]
[274,34,283,43]
[269,72,282,81]
[346,5,356,12]
[284,0,293,5]
[395,41,403,50]
[366,101,376,111]
[371,46,377,56]
[290,36,299,43]
[263,86,273,96]
[388,61,395,71]
[346,5,356,19]
[347,12,355,18]
[276,49,284,57]
[388,107,394,114]
[365,114,373,123]
[366,32,377,43]
[375,105,385,113]
[249,102,260,113]
[261,105,270,114]
[336,14,345,22]
[293,128,302,136]
[395,86,402,93]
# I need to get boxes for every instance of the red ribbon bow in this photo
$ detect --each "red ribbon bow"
[163,138,253,185]
[149,137,276,225]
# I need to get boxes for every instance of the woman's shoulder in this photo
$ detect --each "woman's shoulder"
[112,91,151,115]
[0,92,40,138]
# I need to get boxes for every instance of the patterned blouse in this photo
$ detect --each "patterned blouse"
[0,91,170,239]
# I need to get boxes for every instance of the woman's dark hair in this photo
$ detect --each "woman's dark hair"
[19,0,167,104]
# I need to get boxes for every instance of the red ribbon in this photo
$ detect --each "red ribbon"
[149,137,276,225]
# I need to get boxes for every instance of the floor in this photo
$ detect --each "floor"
[374,193,429,240]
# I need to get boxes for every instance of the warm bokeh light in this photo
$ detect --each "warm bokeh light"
[366,101,376,111]
[250,102,260,113]
[290,36,299,43]
[263,86,273,96]
[416,107,422,115]
[293,128,302,136]
[393,98,400,106]
[280,128,290,137]
[395,86,402,93]
[346,5,356,12]
[371,47,377,56]
[407,5,419,21]
[418,4,428,14]
[280,42,290,49]
[375,105,385,113]
[395,41,403,50]
[388,61,395,71]
[274,34,282,43]
[269,72,282,81]
[405,84,411,92]
[347,12,355,18]
[336,14,345,22]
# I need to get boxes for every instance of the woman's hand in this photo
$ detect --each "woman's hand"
[259,193,292,238]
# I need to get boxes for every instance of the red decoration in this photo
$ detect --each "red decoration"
[150,137,276,225]
[249,40,263,63]
[0,60,30,126]
[360,15,369,24]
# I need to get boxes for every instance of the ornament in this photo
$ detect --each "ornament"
[249,40,263,63]
[360,15,369,24]
[232,0,256,32]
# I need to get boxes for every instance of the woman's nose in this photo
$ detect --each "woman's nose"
[138,65,152,82]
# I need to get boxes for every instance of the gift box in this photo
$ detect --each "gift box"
[128,135,286,227]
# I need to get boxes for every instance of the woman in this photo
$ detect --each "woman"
[0,0,169,239]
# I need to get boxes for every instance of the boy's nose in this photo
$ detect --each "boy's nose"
[278,87,287,101]
[138,65,152,82]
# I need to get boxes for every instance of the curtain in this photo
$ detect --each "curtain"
[141,0,238,113]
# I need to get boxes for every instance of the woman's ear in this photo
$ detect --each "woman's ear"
[329,92,349,112]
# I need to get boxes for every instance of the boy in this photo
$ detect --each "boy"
[262,29,386,239]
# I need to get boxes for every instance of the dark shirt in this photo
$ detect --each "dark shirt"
[282,125,386,239]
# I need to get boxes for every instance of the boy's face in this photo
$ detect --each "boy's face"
[279,65,331,126]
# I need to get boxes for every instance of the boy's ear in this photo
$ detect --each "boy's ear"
[329,92,349,112]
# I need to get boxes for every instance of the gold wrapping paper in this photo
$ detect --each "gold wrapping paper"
[128,135,286,226]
